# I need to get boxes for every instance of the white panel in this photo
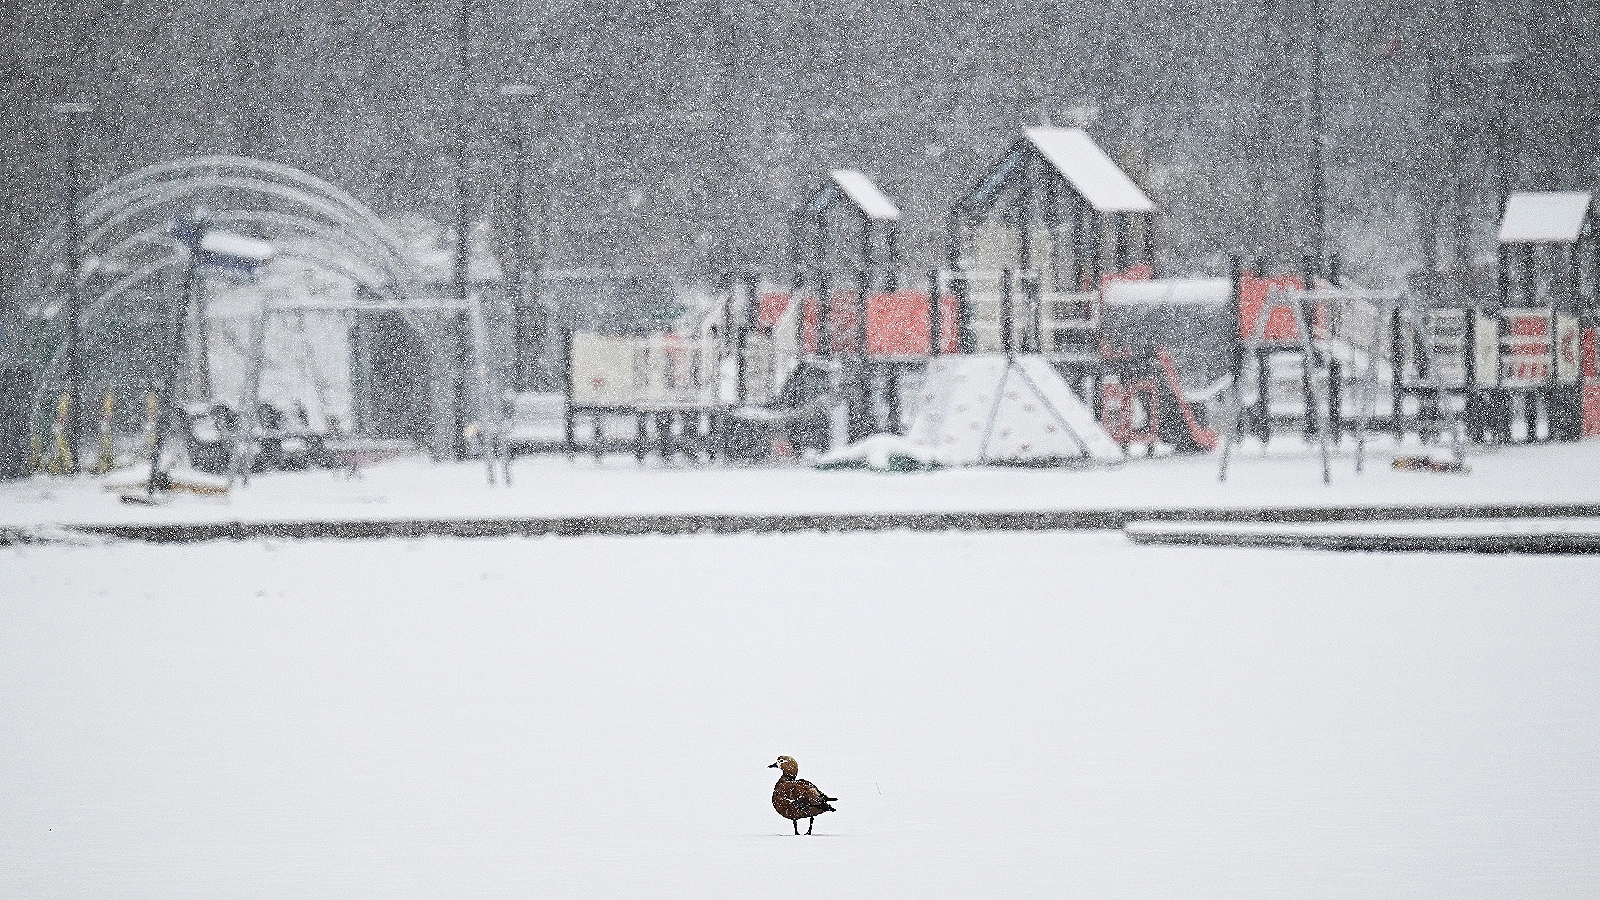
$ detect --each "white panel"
[906,354,1121,464]
[1498,191,1591,243]
[1025,127,1155,213]
[829,170,901,221]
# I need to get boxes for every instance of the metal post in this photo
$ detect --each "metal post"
[448,0,472,462]
[1390,305,1405,437]
[852,269,871,440]
[147,247,201,495]
[1300,253,1317,440]
[1219,254,1245,482]
[1307,0,1327,272]
[561,322,575,454]
[1328,252,1343,438]
[927,269,942,356]
[56,103,89,474]
[510,112,530,390]
[734,275,749,405]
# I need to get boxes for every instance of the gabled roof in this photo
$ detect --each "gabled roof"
[1025,127,1154,213]
[829,170,901,221]
[1498,191,1592,243]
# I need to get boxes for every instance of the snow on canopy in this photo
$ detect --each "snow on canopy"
[1025,127,1154,213]
[907,354,1123,465]
[829,170,901,221]
[1102,277,1231,306]
[1497,191,1592,243]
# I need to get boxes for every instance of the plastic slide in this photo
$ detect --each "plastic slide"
[1153,348,1219,453]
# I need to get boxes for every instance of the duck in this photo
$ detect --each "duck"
[769,755,837,835]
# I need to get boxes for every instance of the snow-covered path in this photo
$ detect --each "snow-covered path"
[4,531,1598,899]
[4,438,1600,532]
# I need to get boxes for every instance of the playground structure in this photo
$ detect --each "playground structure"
[0,155,514,484]
[6,135,1599,483]
[533,134,1600,476]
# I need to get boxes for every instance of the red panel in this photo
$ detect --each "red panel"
[1508,315,1548,337]
[1585,383,1600,437]
[1100,263,1155,289]
[757,292,792,329]
[1583,327,1597,379]
[865,291,960,356]
[1100,380,1159,445]
[797,291,958,356]
[1237,273,1308,343]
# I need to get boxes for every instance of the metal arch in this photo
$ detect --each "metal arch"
[8,154,478,459]
[20,175,409,296]
[18,212,406,321]
[36,155,408,266]
[18,156,416,302]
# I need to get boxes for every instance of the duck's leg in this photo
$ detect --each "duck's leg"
[806,817,814,835]
[792,819,799,835]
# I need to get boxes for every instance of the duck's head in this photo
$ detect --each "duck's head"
[768,755,799,777]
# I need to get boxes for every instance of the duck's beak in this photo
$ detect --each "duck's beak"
[768,763,779,768]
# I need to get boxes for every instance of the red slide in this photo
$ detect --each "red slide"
[1153,348,1218,453]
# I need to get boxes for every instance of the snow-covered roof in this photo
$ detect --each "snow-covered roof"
[1103,277,1230,306]
[200,229,275,262]
[829,170,901,221]
[1498,191,1592,243]
[1025,127,1154,213]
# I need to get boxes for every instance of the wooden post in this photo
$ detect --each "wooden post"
[1113,212,1129,273]
[1497,245,1510,307]
[818,272,833,358]
[855,269,870,358]
[1071,191,1087,290]
[886,223,901,289]
[1043,171,1061,290]
[886,364,902,434]
[1523,244,1537,305]
[1143,211,1156,274]
[1000,268,1014,354]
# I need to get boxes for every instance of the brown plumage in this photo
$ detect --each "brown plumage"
[769,755,837,835]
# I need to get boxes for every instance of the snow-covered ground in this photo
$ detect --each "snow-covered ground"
[3,436,1599,530]
[3,530,1598,899]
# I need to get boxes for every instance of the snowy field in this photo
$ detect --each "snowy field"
[5,437,1600,531]
[4,529,1598,899]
